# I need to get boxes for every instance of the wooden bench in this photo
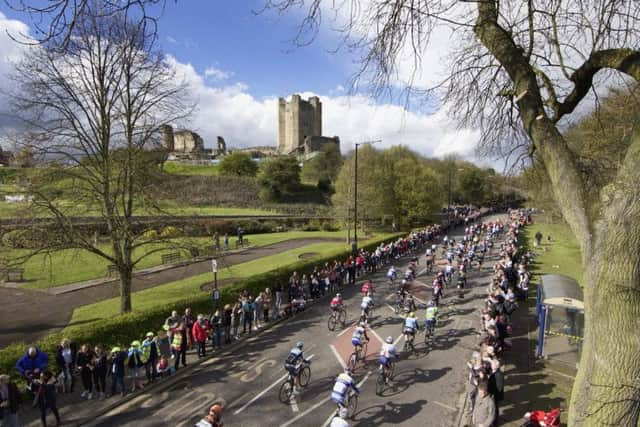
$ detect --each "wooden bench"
[0,268,24,282]
[235,238,250,249]
[106,264,119,277]
[161,252,181,265]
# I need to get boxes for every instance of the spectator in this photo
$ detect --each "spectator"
[16,347,48,381]
[262,288,272,322]
[127,341,145,392]
[32,371,60,427]
[223,233,229,250]
[254,293,263,330]
[91,345,108,400]
[213,231,220,251]
[273,279,283,319]
[0,374,21,427]
[183,308,195,350]
[242,296,255,334]
[209,311,221,350]
[192,314,210,357]
[76,344,95,400]
[164,310,180,348]
[487,359,504,420]
[171,322,188,371]
[54,338,76,394]
[222,304,232,344]
[109,347,127,398]
[141,332,159,384]
[156,356,174,378]
[156,330,171,360]
[472,383,496,427]
[231,300,242,339]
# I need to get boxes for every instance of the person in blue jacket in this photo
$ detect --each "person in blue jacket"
[15,347,48,380]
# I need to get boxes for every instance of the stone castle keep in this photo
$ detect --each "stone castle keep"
[278,95,340,157]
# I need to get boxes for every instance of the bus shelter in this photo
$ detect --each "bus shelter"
[536,274,584,369]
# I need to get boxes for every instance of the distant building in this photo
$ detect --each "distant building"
[161,124,216,161]
[278,94,339,158]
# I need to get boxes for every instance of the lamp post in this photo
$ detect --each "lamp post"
[353,140,381,255]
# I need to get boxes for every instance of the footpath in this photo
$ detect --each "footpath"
[0,237,339,349]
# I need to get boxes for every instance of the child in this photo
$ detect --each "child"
[32,371,61,427]
[156,356,175,377]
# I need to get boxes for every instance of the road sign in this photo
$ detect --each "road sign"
[212,259,218,273]
[213,289,220,300]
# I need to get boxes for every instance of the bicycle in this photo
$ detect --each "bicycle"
[424,320,436,345]
[327,307,347,331]
[375,358,396,395]
[394,294,404,315]
[403,331,417,354]
[344,389,358,419]
[278,362,311,403]
[348,339,368,371]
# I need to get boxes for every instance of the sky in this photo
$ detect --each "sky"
[0,2,485,164]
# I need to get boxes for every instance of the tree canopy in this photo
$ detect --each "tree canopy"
[219,152,259,177]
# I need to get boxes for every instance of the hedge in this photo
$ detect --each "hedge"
[0,232,404,379]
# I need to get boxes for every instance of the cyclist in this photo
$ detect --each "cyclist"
[425,301,438,333]
[284,341,310,395]
[351,321,370,355]
[425,250,434,273]
[379,336,398,384]
[403,292,417,313]
[330,368,360,412]
[403,312,419,349]
[329,407,350,427]
[444,263,454,285]
[386,266,397,284]
[404,268,414,282]
[195,404,223,427]
[330,293,344,311]
[361,280,374,296]
[360,292,374,321]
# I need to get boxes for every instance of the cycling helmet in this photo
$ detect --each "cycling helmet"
[409,312,416,318]
[344,367,352,375]
[359,321,366,327]
[428,300,435,306]
[296,341,304,349]
[401,279,407,285]
[336,293,341,298]
[339,407,349,419]
[386,336,393,344]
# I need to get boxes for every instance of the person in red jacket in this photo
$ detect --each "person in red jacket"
[192,315,210,358]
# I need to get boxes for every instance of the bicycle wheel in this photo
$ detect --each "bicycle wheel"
[279,380,293,403]
[348,352,358,371]
[375,373,385,396]
[327,314,337,331]
[299,366,311,387]
[347,392,358,418]
[388,359,396,379]
[338,309,347,326]
[361,341,368,363]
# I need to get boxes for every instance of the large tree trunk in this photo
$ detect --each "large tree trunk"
[569,134,640,426]
[119,265,133,314]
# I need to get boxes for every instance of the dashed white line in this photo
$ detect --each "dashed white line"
[330,344,346,369]
[393,334,404,346]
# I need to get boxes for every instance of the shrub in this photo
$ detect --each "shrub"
[160,226,179,238]
[143,229,158,239]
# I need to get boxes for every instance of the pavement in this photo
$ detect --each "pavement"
[15,214,507,427]
[0,238,339,349]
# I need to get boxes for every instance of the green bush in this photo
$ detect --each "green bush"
[0,232,403,379]
[160,226,179,238]
[143,229,158,239]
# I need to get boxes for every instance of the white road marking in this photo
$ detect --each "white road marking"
[337,324,353,337]
[394,334,404,346]
[233,354,315,415]
[319,371,373,427]
[368,327,385,346]
[386,303,396,314]
[290,393,300,412]
[330,344,347,369]
[433,400,457,411]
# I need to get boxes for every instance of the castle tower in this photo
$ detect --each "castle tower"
[161,124,174,151]
[278,94,323,154]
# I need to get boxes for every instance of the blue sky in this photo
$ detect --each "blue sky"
[156,1,351,99]
[0,3,483,162]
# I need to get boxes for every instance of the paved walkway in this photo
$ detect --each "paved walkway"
[0,238,338,349]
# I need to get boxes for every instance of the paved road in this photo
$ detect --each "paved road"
[0,238,338,349]
[77,217,502,427]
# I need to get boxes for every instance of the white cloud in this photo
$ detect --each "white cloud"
[166,35,177,44]
[203,66,233,81]
[167,55,481,162]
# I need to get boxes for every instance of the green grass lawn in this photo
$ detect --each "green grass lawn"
[524,220,583,284]
[10,230,352,289]
[67,235,395,327]
[162,162,220,176]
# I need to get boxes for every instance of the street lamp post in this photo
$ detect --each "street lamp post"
[353,140,381,255]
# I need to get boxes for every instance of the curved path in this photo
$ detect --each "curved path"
[0,238,339,349]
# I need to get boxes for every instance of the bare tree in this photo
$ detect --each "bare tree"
[261,1,640,425]
[8,1,192,313]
